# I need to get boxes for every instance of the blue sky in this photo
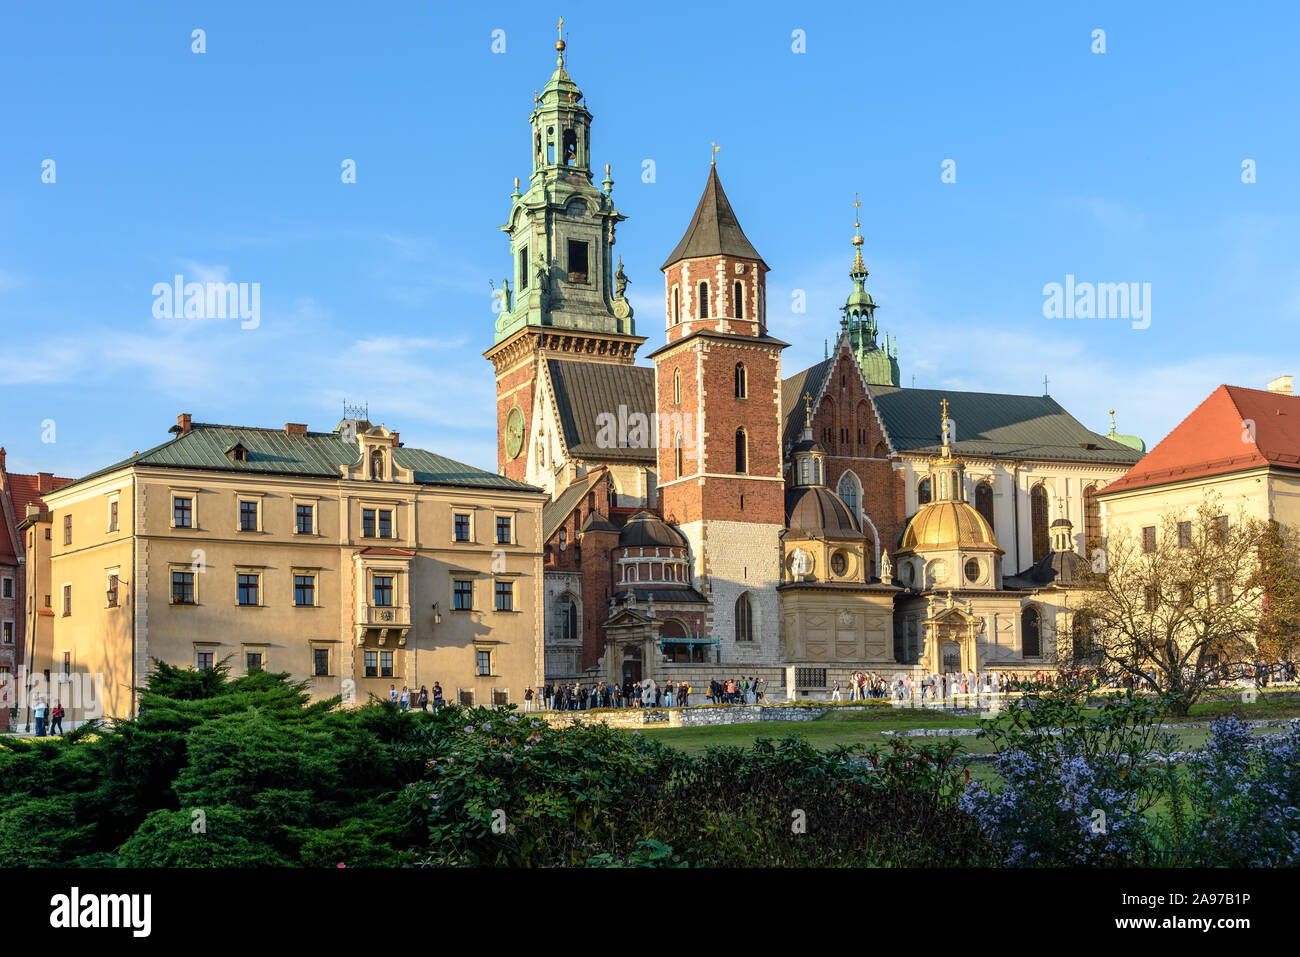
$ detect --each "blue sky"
[2,1,1297,477]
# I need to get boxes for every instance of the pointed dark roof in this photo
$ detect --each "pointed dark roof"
[661,166,766,270]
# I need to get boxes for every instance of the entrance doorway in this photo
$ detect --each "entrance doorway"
[622,646,642,684]
[941,641,961,673]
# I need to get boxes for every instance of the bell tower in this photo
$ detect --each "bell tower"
[484,22,645,480]
[648,160,786,666]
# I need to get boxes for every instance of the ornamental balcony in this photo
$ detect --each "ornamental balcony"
[354,603,411,647]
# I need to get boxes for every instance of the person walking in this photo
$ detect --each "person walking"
[399,686,410,711]
[680,680,690,708]
[388,684,398,705]
[432,682,444,711]
[50,701,65,734]
[418,685,429,711]
[524,686,534,712]
[33,697,48,737]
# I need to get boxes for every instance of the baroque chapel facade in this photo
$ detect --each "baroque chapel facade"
[484,37,1145,695]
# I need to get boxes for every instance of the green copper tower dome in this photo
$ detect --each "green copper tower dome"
[492,20,636,345]
[842,198,899,387]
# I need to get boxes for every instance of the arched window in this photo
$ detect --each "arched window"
[673,369,681,405]
[873,442,888,459]
[734,362,747,398]
[672,287,680,324]
[1083,484,1101,551]
[837,472,859,516]
[1021,606,1041,658]
[1072,611,1099,663]
[735,593,754,641]
[975,481,994,529]
[674,432,684,478]
[1030,484,1050,563]
[918,477,932,506]
[734,428,747,473]
[733,280,744,319]
[698,282,709,319]
[555,593,579,642]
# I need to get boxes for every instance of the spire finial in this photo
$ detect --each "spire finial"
[555,16,566,68]
[711,142,720,166]
[803,391,813,430]
[852,192,864,245]
[940,398,951,454]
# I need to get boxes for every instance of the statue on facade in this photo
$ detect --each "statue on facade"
[614,258,629,298]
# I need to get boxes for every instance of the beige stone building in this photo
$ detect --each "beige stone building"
[1098,379,1300,542]
[26,412,545,723]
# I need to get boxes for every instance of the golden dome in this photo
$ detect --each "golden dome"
[901,501,999,551]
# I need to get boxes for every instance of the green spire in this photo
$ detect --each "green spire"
[842,194,899,387]
[493,27,634,345]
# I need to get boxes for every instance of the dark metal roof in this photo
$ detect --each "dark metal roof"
[60,423,536,494]
[619,510,686,548]
[781,358,834,450]
[547,359,656,463]
[1005,549,1090,588]
[661,166,767,270]
[868,385,1144,465]
[785,485,864,540]
[613,586,709,604]
[542,472,602,541]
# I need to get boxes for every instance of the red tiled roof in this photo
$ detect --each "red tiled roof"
[8,472,74,516]
[1100,385,1300,495]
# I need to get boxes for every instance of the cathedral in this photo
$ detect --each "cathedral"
[483,35,1146,694]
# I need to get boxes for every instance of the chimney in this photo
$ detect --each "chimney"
[285,423,308,435]
[175,413,193,434]
[1267,375,1293,396]
[25,503,40,519]
[37,472,54,494]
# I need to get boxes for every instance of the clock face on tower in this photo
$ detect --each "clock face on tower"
[505,406,526,460]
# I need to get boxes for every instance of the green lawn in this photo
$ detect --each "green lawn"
[640,698,1294,756]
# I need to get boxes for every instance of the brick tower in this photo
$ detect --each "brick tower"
[483,25,645,483]
[648,161,787,667]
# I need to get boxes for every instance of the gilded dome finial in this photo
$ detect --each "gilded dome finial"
[555,16,566,68]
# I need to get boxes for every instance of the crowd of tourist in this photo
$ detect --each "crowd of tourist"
[383,658,1297,717]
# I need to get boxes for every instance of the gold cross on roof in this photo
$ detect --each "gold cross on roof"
[940,397,949,421]
[557,16,564,38]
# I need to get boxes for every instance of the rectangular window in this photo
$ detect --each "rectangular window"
[362,508,376,538]
[246,652,264,672]
[518,245,529,290]
[364,651,378,678]
[378,509,393,538]
[476,650,491,676]
[172,571,195,605]
[495,580,513,612]
[567,239,589,283]
[63,651,71,676]
[1,622,13,645]
[1,578,11,599]
[380,651,394,678]
[63,514,72,545]
[196,651,214,671]
[294,575,315,607]
[296,503,314,535]
[496,515,512,545]
[174,497,193,528]
[1214,515,1229,543]
[61,585,71,616]
[108,499,119,533]
[1177,521,1192,548]
[313,648,330,677]
[239,500,258,531]
[1141,526,1156,553]
[454,513,470,542]
[1215,578,1230,603]
[453,579,473,611]
[107,574,119,608]
[373,575,393,607]
[1144,586,1158,612]
[237,574,259,606]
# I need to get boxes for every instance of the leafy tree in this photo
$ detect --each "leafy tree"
[1073,497,1270,715]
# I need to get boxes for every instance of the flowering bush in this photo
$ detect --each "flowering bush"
[1173,716,1300,867]
[957,690,1176,866]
